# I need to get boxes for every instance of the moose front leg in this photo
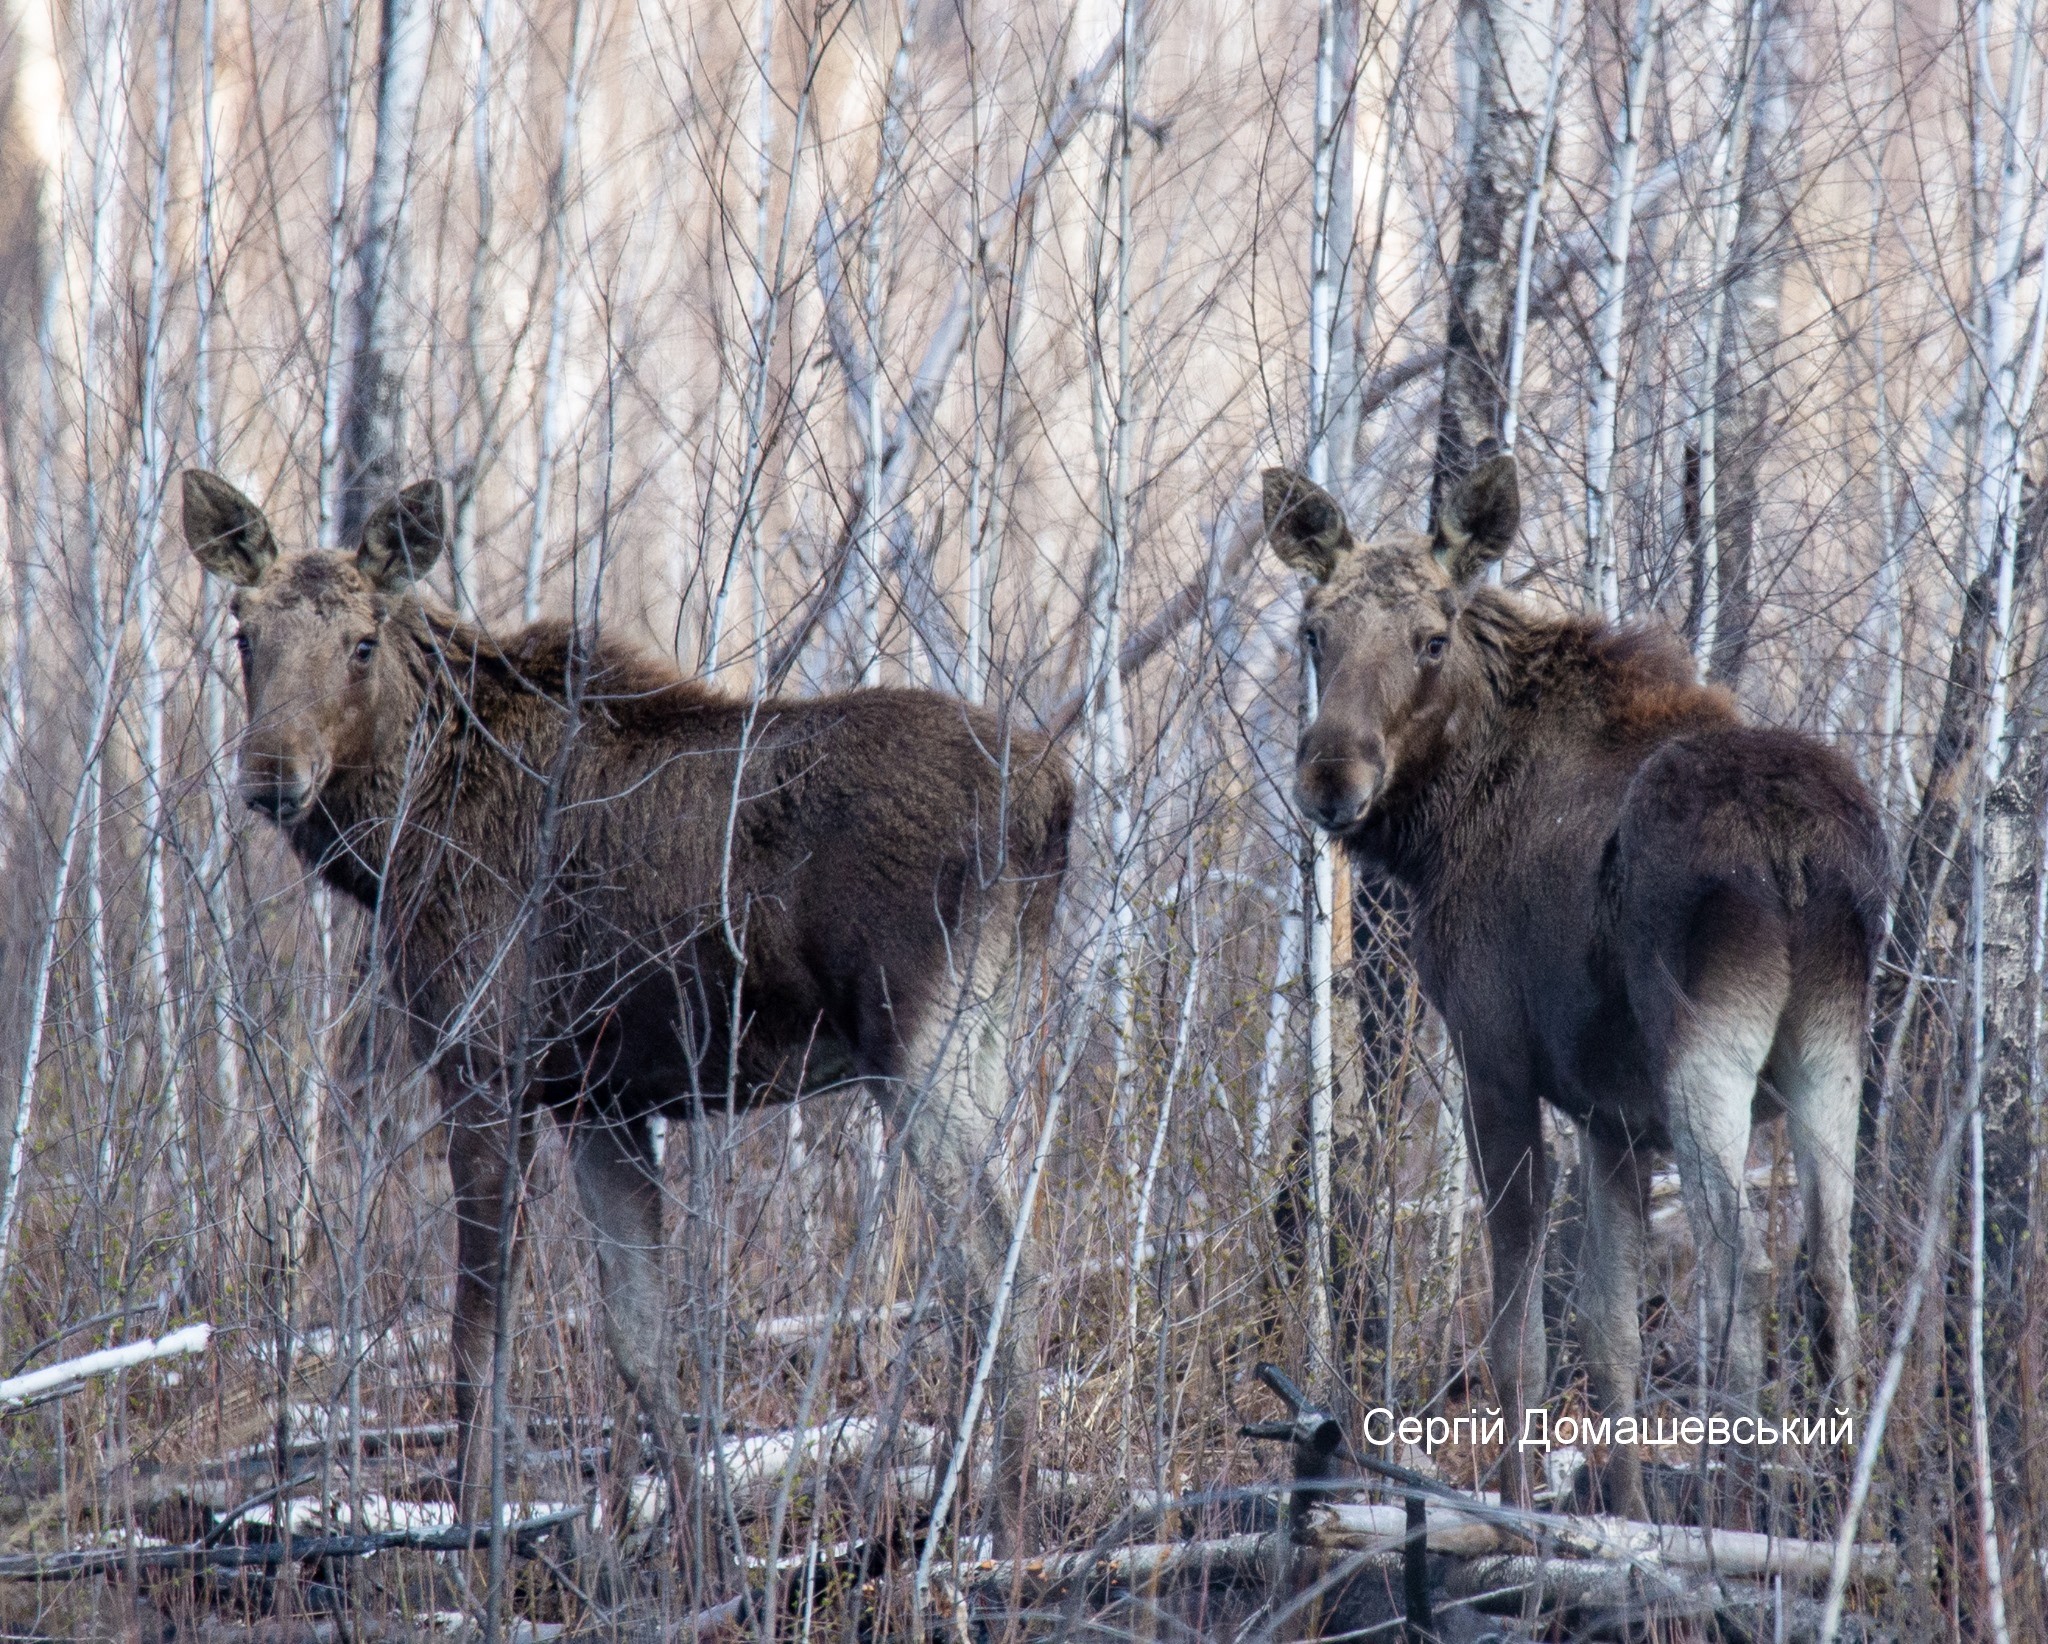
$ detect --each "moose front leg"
[447,1090,536,1521]
[1466,1086,1551,1508]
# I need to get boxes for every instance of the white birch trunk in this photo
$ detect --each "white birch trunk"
[1252,907,1304,1164]
[1435,0,1558,503]
[452,0,500,611]
[850,0,919,687]
[134,0,192,1226]
[959,25,993,705]
[1497,0,1571,455]
[1084,0,1142,1176]
[522,0,591,624]
[704,0,782,678]
[1963,800,2014,1644]
[1970,0,2040,785]
[193,0,244,1193]
[1582,0,1658,619]
[316,0,358,551]
[79,0,130,1157]
[1299,0,1362,1376]
[338,0,433,538]
[0,0,67,820]
[1688,0,1763,672]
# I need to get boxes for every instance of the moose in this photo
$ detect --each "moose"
[1263,455,1885,1516]
[181,470,1072,1544]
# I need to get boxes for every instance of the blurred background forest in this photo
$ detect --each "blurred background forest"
[0,0,2044,1633]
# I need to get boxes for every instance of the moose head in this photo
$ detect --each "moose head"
[182,471,448,825]
[1263,454,1520,834]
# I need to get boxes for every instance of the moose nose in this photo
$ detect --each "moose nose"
[245,780,312,823]
[242,751,314,823]
[1294,742,1382,834]
[1300,787,1365,832]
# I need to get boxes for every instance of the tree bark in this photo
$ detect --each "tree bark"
[1432,0,1556,513]
[1693,0,1796,688]
[1866,481,2047,1154]
[338,0,432,541]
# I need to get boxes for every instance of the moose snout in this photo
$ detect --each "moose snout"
[1294,730,1383,833]
[241,746,318,823]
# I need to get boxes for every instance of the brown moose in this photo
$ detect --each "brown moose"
[181,470,1071,1543]
[1263,455,1883,1516]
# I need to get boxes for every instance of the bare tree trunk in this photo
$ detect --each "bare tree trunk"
[0,0,66,825]
[1867,484,2047,1156]
[337,0,432,539]
[1582,0,1658,619]
[134,0,192,1250]
[1496,0,1569,455]
[1695,0,1795,688]
[1084,0,1144,1175]
[1685,0,1763,674]
[1294,0,1363,1380]
[522,0,590,624]
[848,0,920,687]
[316,0,358,551]
[1432,0,1558,511]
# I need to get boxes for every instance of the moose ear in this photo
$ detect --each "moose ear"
[357,478,448,590]
[181,470,278,586]
[1432,454,1520,586]
[1263,467,1353,583]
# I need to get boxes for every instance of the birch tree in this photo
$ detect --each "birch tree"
[1582,0,1658,618]
[1694,0,1795,686]
[338,0,434,538]
[1433,0,1558,509]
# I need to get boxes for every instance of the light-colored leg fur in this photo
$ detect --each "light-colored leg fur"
[1579,1126,1652,1518]
[571,1112,690,1484]
[1769,994,1862,1399]
[1666,964,1788,1418]
[878,947,1036,1555]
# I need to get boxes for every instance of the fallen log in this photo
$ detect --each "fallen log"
[1304,1501,1898,1586]
[0,1505,584,1580]
[961,1529,1287,1592]
[753,1301,920,1346]
[956,1503,1895,1600]
[704,1417,941,1495]
[0,1324,212,1409]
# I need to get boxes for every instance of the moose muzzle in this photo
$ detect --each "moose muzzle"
[1294,723,1383,833]
[240,737,322,823]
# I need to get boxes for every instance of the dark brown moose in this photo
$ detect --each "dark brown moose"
[1264,456,1884,1516]
[182,470,1071,1543]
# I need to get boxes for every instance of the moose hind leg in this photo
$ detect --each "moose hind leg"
[1579,1126,1652,1518]
[1771,988,1863,1399]
[570,1111,688,1482]
[884,980,1036,1554]
[1665,967,1786,1419]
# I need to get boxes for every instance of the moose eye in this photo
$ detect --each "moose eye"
[353,636,379,665]
[1302,628,1322,659]
[233,631,251,656]
[1420,633,1449,663]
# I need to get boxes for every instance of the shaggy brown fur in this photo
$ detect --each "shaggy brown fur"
[1265,457,1885,1518]
[182,471,1072,1541]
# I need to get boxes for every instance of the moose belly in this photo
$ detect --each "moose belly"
[553,966,867,1117]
